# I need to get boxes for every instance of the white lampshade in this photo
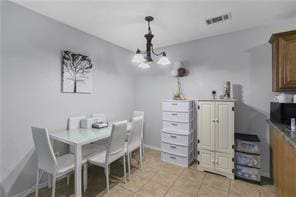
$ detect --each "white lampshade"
[132,53,145,63]
[157,53,171,65]
[138,62,150,69]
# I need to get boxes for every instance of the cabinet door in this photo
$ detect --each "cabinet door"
[198,102,215,151]
[198,149,215,171]
[215,152,234,175]
[215,102,234,154]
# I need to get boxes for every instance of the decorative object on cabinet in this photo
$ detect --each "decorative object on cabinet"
[197,99,235,179]
[223,81,231,99]
[235,133,261,183]
[171,61,188,100]
[62,50,93,93]
[269,30,296,91]
[212,91,217,99]
[161,100,195,167]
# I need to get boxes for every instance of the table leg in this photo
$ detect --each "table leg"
[75,144,82,197]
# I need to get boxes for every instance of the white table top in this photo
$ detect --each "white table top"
[50,122,131,146]
[50,126,112,146]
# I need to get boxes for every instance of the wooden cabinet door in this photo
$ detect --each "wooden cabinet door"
[198,102,215,151]
[215,102,234,154]
[215,152,234,175]
[278,34,296,90]
[198,149,215,171]
[270,30,296,91]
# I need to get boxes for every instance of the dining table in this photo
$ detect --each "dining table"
[49,122,131,197]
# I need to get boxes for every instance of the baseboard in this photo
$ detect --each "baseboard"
[13,180,48,197]
[144,144,161,151]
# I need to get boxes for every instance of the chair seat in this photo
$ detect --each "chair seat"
[56,154,87,175]
[126,141,141,153]
[88,146,125,167]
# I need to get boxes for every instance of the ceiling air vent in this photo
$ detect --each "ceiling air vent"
[206,12,232,25]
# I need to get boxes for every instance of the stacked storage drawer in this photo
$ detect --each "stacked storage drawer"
[235,133,261,183]
[161,100,194,167]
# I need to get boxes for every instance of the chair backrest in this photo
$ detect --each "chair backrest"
[68,115,86,130]
[132,111,144,119]
[31,127,57,173]
[128,116,143,149]
[91,113,107,122]
[106,120,127,162]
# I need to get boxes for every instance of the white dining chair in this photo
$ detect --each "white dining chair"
[68,116,99,157]
[88,120,127,196]
[32,127,87,197]
[126,116,143,176]
[91,113,107,122]
[132,111,144,158]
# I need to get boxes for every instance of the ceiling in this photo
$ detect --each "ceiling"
[11,0,296,51]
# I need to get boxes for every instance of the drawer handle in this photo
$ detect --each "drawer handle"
[170,145,177,149]
[170,135,177,138]
[170,156,176,159]
[171,123,178,126]
[171,103,178,106]
[171,113,178,116]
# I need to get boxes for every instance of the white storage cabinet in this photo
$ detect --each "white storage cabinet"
[197,99,235,179]
[161,100,195,167]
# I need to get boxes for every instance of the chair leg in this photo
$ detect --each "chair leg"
[123,155,126,183]
[51,173,56,197]
[48,174,51,188]
[35,168,40,197]
[105,166,109,196]
[66,175,70,185]
[139,146,143,169]
[127,152,131,177]
[83,164,88,192]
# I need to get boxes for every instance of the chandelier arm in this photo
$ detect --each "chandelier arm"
[151,44,164,56]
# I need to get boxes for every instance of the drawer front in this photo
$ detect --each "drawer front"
[161,141,191,156]
[161,132,192,146]
[235,164,261,182]
[162,101,192,112]
[236,140,260,155]
[235,152,261,168]
[163,111,191,122]
[162,121,192,133]
[161,151,192,167]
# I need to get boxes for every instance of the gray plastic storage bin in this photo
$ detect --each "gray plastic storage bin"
[235,164,261,182]
[236,139,260,154]
[235,152,261,168]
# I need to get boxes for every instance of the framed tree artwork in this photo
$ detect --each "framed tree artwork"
[62,50,93,93]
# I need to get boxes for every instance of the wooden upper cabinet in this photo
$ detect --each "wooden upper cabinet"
[269,30,296,91]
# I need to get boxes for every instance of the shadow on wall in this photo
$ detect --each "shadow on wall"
[233,84,270,176]
[2,148,42,197]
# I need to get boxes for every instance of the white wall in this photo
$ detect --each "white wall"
[1,2,135,196]
[135,19,296,177]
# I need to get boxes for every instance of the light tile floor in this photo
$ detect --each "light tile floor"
[28,148,276,197]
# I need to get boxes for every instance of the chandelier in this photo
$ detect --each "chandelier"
[132,16,171,69]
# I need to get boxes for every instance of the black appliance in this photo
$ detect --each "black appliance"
[270,102,296,125]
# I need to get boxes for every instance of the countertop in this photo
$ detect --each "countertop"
[268,120,296,149]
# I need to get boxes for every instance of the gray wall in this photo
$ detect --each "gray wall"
[1,2,135,196]
[135,19,296,177]
[0,1,3,196]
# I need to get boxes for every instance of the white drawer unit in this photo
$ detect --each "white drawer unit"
[162,111,192,122]
[161,100,195,167]
[161,131,193,146]
[162,121,193,133]
[161,151,193,167]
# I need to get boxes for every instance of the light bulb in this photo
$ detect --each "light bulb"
[157,53,171,65]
